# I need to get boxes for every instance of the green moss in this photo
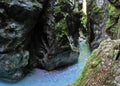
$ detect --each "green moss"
[91,0,103,16]
[106,18,114,29]
[55,19,67,39]
[54,6,61,13]
[69,50,102,86]
[105,3,120,33]
[107,3,119,18]
[111,26,118,33]
[81,14,87,28]
[92,5,102,14]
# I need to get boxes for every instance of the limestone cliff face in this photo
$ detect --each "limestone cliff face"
[106,1,120,39]
[70,39,120,86]
[69,1,120,86]
[0,0,82,81]
[0,0,43,81]
[85,0,120,49]
[86,0,109,50]
[27,0,82,71]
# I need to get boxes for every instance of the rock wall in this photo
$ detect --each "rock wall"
[69,1,120,86]
[27,0,82,70]
[0,0,82,81]
[106,1,120,39]
[86,0,120,49]
[0,0,43,81]
[86,0,109,50]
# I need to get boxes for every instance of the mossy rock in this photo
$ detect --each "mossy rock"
[69,39,120,86]
[105,2,120,38]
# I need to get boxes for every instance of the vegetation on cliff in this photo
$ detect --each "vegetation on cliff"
[70,40,120,86]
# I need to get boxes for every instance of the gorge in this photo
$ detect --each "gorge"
[0,0,120,86]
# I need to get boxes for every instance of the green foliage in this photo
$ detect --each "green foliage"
[111,26,118,33]
[108,3,119,17]
[81,14,87,28]
[92,5,102,14]
[91,0,103,15]
[54,1,69,39]
[105,3,120,33]
[106,18,114,29]
[54,6,61,13]
[106,3,117,28]
[55,19,67,39]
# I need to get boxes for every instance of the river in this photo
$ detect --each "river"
[0,40,91,86]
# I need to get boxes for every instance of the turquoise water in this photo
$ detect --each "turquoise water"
[0,40,91,86]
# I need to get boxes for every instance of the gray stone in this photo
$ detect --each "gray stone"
[0,0,42,82]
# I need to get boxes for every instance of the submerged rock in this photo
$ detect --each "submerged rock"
[70,39,120,86]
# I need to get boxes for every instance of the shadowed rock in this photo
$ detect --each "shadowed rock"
[0,0,42,82]
[0,0,81,81]
[28,0,80,70]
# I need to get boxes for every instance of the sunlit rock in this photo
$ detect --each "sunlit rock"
[70,39,120,86]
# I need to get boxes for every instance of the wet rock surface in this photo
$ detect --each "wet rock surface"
[0,0,42,81]
[0,0,81,81]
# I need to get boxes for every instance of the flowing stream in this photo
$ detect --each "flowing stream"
[0,40,91,86]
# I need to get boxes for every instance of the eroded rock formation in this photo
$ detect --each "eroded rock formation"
[0,0,43,81]
[28,0,82,70]
[70,1,120,85]
[86,0,109,50]
[0,0,81,81]
[106,1,120,39]
[85,0,120,49]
